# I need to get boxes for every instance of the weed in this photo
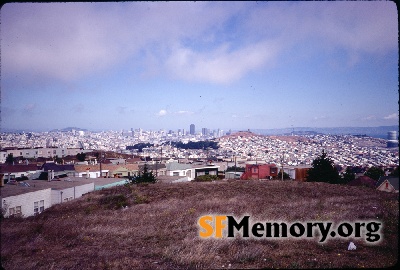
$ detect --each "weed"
[99,194,128,209]
[1,181,398,269]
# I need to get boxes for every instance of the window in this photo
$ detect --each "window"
[8,206,22,218]
[34,200,45,215]
[39,200,44,212]
[34,202,38,215]
[173,172,179,176]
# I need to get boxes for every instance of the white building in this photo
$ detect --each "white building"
[0,177,125,218]
[0,147,92,163]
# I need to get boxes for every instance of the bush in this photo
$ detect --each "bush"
[130,164,157,184]
[194,175,219,182]
[98,194,128,209]
[365,166,384,181]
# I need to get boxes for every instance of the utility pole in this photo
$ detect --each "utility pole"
[256,158,259,180]
[234,156,237,179]
[155,155,158,177]
[281,152,285,181]
[99,150,102,178]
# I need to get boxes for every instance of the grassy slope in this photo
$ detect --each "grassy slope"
[1,180,398,269]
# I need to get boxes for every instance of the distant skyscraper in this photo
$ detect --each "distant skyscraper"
[387,131,399,148]
[190,124,195,135]
[202,128,208,136]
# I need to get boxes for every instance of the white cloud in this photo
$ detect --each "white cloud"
[176,110,193,115]
[157,109,167,117]
[313,116,327,121]
[165,40,280,84]
[2,1,396,85]
[362,115,377,121]
[1,2,240,83]
[246,1,397,55]
[384,113,398,120]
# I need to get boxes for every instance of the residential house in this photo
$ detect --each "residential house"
[41,162,76,178]
[1,177,130,218]
[164,161,220,181]
[192,162,220,179]
[106,164,139,178]
[240,163,278,180]
[74,164,110,178]
[166,162,192,179]
[0,147,92,163]
[0,164,41,182]
[376,176,399,193]
[139,163,167,177]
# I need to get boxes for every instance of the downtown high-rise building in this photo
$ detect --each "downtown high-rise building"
[190,124,195,135]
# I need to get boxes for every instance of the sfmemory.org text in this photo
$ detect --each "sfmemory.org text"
[198,215,382,243]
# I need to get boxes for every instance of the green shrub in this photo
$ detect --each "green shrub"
[194,175,218,182]
[98,194,128,209]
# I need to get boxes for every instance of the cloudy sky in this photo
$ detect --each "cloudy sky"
[1,1,398,132]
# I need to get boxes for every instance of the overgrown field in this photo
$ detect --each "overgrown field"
[1,180,398,269]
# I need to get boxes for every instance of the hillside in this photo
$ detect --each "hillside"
[1,180,398,269]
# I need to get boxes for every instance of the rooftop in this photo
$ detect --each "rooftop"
[0,177,126,198]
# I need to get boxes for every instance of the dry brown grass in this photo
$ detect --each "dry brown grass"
[1,180,398,269]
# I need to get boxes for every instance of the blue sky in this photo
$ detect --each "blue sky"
[1,1,398,132]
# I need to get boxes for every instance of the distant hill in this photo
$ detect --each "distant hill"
[251,125,399,139]
[50,127,88,132]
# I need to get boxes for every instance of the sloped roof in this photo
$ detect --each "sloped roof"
[74,164,101,173]
[139,164,166,171]
[376,176,399,190]
[0,177,127,198]
[41,163,75,172]
[348,176,377,188]
[74,164,139,173]
[166,162,192,171]
[0,164,40,173]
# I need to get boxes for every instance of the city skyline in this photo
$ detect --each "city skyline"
[1,2,398,132]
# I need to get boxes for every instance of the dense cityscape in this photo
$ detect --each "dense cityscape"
[1,125,398,169]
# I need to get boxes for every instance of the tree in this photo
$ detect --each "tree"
[277,170,290,180]
[341,167,356,184]
[389,166,399,177]
[5,153,15,165]
[364,167,384,181]
[306,150,340,184]
[130,164,157,184]
[76,152,86,162]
